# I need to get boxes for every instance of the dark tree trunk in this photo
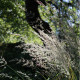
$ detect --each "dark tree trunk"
[25,0,52,36]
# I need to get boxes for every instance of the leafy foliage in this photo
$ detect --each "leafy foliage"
[0,0,42,44]
[0,0,79,80]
